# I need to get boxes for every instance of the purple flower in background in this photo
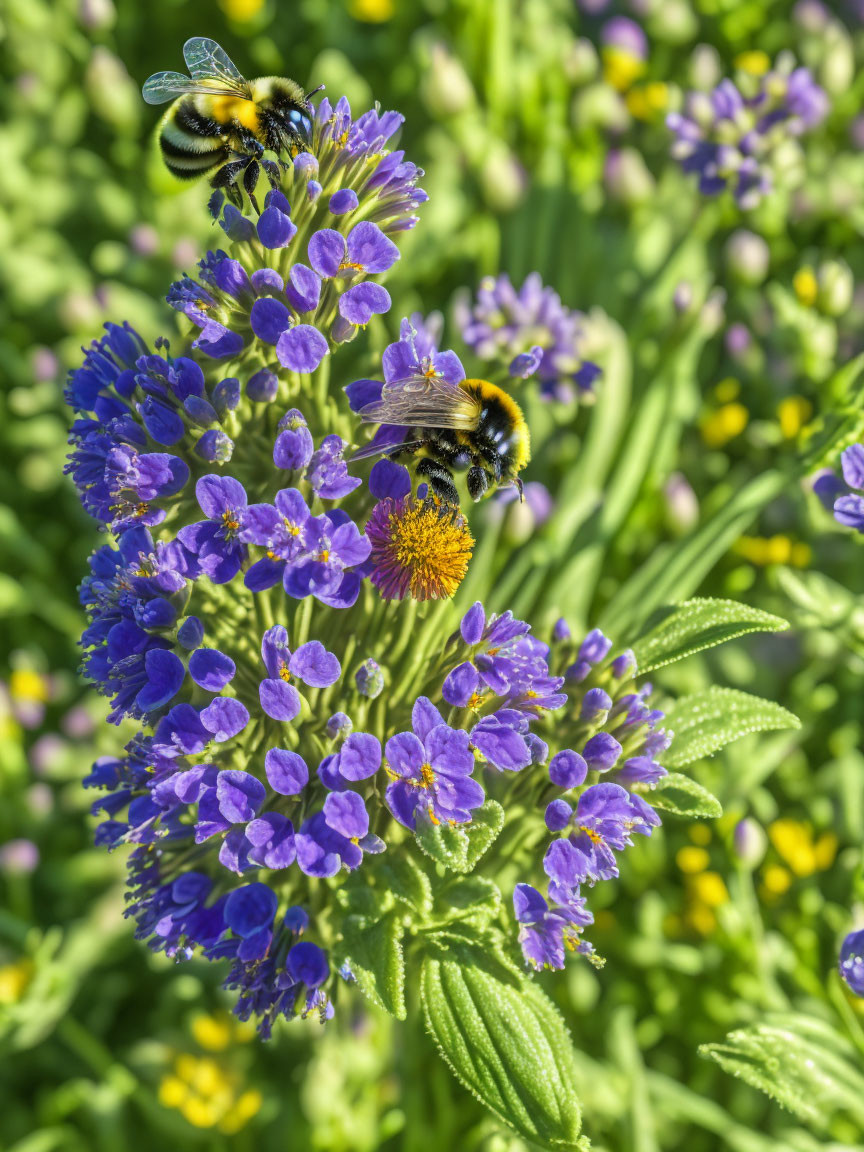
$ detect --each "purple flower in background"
[668,57,828,209]
[385,697,484,829]
[457,273,601,402]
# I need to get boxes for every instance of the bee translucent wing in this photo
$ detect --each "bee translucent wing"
[183,37,250,98]
[351,438,424,462]
[142,71,209,105]
[359,377,481,431]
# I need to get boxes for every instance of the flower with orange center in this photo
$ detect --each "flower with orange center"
[366,494,474,601]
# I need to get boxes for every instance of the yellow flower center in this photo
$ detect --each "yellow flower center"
[382,498,474,600]
[578,825,603,846]
[279,663,291,683]
[221,510,239,533]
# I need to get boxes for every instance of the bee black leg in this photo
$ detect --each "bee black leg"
[212,158,249,191]
[261,159,281,188]
[466,466,491,502]
[416,458,460,505]
[243,160,261,214]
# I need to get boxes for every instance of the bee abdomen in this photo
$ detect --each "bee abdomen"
[159,98,229,180]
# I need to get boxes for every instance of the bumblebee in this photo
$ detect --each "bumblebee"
[356,375,531,504]
[143,38,321,210]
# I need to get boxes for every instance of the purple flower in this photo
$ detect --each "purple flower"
[331,732,382,782]
[283,510,371,609]
[286,265,322,314]
[274,409,314,471]
[383,319,465,387]
[329,189,359,214]
[839,929,864,996]
[823,444,864,532]
[339,283,391,327]
[259,624,341,722]
[513,882,593,971]
[443,601,562,711]
[385,696,484,829]
[245,813,296,870]
[295,792,384,877]
[257,192,297,249]
[216,769,265,823]
[177,475,248,584]
[265,747,310,795]
[251,297,292,344]
[241,488,314,592]
[543,783,661,887]
[277,324,330,374]
[189,648,236,692]
[306,435,361,499]
[308,221,399,279]
[668,59,828,209]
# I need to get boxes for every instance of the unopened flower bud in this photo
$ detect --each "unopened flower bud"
[725,230,770,286]
[734,817,767,868]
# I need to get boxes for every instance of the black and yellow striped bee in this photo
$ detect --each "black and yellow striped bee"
[143,38,321,210]
[356,375,531,504]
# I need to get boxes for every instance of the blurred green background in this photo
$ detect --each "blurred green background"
[3,0,864,1148]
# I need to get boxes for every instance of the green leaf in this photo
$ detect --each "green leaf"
[661,687,800,768]
[700,1013,864,1130]
[648,772,722,819]
[437,875,503,928]
[421,940,587,1149]
[372,853,433,916]
[415,800,505,874]
[336,912,406,1019]
[630,598,789,673]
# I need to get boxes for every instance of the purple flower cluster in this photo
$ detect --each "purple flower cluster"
[511,624,670,971]
[668,56,828,209]
[814,444,864,533]
[456,273,601,402]
[168,207,400,374]
[308,96,429,234]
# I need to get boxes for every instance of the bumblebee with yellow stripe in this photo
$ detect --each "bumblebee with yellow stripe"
[356,374,531,504]
[143,38,321,211]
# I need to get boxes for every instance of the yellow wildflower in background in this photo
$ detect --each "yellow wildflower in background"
[9,668,49,704]
[735,535,811,567]
[191,1011,256,1052]
[348,0,395,22]
[217,0,266,21]
[676,846,710,874]
[777,395,812,440]
[0,958,33,1004]
[735,51,771,76]
[602,47,645,92]
[768,819,837,877]
[793,267,818,307]
[625,82,668,120]
[700,402,749,447]
[159,1053,262,1134]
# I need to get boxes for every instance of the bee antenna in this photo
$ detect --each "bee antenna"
[513,476,524,503]
[306,84,325,99]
